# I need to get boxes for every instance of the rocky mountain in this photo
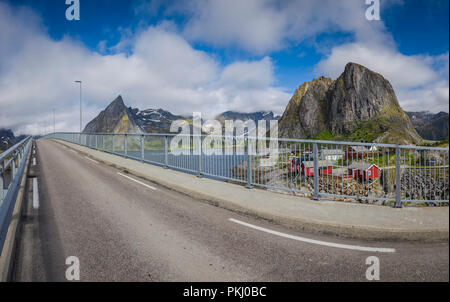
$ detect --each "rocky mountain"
[129,108,188,133]
[406,111,449,141]
[215,111,278,124]
[278,62,422,144]
[278,76,333,139]
[84,94,285,135]
[0,129,26,151]
[83,95,192,134]
[83,95,142,134]
[0,128,15,151]
[215,111,279,134]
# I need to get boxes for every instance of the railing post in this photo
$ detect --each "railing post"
[140,135,144,162]
[124,134,127,155]
[102,135,105,150]
[312,142,320,200]
[164,135,169,168]
[197,135,202,177]
[12,153,17,180]
[246,137,253,189]
[95,135,98,149]
[394,146,402,208]
[0,169,4,202]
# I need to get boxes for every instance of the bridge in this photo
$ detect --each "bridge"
[0,134,448,281]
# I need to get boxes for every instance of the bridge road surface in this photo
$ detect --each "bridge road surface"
[12,139,449,281]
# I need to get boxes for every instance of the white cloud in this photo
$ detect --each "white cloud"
[0,2,289,135]
[178,0,392,54]
[0,1,447,136]
[183,0,286,54]
[154,0,449,112]
[219,57,273,89]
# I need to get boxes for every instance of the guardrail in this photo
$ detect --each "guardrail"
[0,136,32,253]
[45,132,449,207]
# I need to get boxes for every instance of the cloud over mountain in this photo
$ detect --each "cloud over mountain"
[0,0,447,136]
[0,2,289,135]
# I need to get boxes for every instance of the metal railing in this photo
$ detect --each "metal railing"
[45,132,449,207]
[0,136,32,253]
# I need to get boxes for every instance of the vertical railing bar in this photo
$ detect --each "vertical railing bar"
[164,135,168,168]
[246,137,252,189]
[140,134,144,162]
[313,142,319,200]
[394,146,402,208]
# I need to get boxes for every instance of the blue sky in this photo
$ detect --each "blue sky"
[0,0,448,134]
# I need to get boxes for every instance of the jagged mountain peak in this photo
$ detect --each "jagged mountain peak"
[278,76,333,139]
[104,95,126,113]
[83,95,142,134]
[279,62,422,144]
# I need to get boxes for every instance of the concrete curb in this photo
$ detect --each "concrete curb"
[0,144,31,281]
[53,139,449,243]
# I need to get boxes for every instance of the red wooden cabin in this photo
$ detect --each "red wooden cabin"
[345,146,369,160]
[301,160,333,176]
[348,162,381,180]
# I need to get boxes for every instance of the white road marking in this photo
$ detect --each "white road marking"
[229,218,396,253]
[117,172,158,191]
[32,178,39,209]
[70,149,76,153]
[32,157,36,166]
[84,156,99,164]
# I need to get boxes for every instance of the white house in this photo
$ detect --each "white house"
[321,149,345,161]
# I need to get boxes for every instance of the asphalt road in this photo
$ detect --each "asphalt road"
[12,139,449,281]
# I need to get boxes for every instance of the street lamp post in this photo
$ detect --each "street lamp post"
[75,80,82,133]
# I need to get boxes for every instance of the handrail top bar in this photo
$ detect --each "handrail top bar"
[45,132,449,151]
[0,136,32,162]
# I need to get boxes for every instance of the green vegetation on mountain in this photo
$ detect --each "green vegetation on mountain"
[279,62,423,145]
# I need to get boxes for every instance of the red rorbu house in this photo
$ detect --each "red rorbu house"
[345,146,368,160]
[347,162,381,180]
[301,160,333,177]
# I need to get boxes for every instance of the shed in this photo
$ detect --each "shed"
[348,162,381,180]
[345,146,369,159]
[301,160,333,176]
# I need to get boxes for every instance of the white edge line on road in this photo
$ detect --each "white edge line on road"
[32,177,39,209]
[84,156,99,164]
[117,172,158,191]
[229,218,396,253]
